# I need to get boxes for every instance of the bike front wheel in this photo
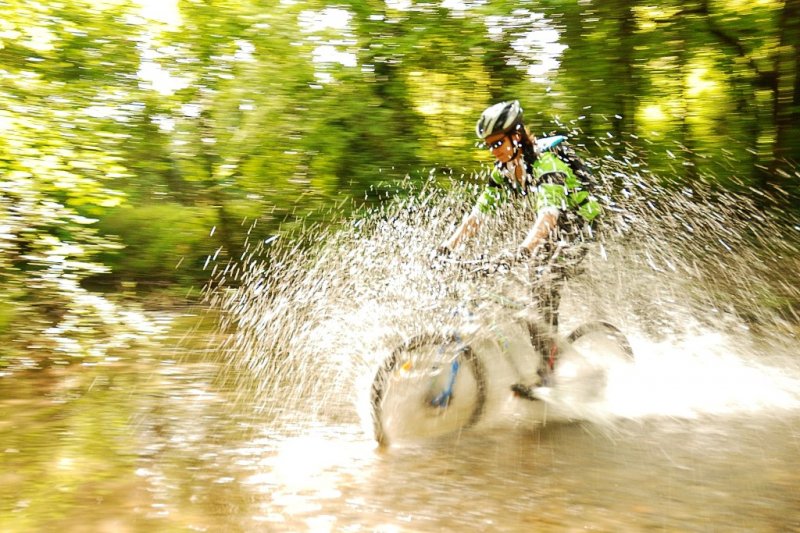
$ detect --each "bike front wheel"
[370,333,486,446]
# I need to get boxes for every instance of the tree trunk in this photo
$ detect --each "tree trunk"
[612,2,638,151]
[772,0,800,186]
[678,28,698,181]
[560,4,596,138]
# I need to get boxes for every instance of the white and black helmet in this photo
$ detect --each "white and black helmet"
[475,100,523,139]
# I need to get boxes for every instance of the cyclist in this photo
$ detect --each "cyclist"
[438,100,601,395]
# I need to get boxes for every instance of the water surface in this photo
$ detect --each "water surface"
[2,333,799,532]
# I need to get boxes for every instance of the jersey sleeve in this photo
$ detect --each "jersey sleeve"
[475,186,503,215]
[474,167,508,215]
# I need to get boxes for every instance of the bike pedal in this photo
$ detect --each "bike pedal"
[511,383,540,401]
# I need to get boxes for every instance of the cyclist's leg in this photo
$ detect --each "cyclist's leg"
[547,242,591,363]
[540,280,562,331]
[538,278,562,380]
[528,278,557,357]
[515,243,588,399]
[516,274,562,398]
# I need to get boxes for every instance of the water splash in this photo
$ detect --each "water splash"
[204,149,800,438]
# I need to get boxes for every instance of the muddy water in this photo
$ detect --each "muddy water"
[236,416,800,532]
[1,337,799,532]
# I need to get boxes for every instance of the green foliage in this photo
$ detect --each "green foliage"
[0,0,165,361]
[0,0,798,361]
[97,204,217,284]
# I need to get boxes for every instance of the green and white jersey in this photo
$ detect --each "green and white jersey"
[475,149,601,235]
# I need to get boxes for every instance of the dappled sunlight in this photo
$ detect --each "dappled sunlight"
[686,66,719,98]
[641,103,667,124]
[137,0,182,26]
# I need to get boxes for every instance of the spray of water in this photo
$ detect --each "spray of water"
[203,144,800,439]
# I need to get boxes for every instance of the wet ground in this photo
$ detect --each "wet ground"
[1,336,799,533]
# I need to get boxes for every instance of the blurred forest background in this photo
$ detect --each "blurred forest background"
[1,0,798,361]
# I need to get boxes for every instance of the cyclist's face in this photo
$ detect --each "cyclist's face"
[485,132,518,163]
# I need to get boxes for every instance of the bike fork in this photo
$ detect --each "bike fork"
[429,358,460,408]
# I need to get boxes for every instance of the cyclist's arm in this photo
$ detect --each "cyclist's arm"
[440,181,503,251]
[442,210,482,250]
[520,208,558,254]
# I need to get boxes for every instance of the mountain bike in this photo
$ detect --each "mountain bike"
[369,256,634,446]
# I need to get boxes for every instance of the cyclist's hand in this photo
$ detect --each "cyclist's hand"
[515,246,533,262]
[429,244,452,270]
[488,249,517,271]
[519,243,551,262]
[484,247,534,273]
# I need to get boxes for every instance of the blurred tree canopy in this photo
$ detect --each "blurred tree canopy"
[0,0,798,358]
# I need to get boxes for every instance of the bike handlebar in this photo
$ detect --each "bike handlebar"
[431,250,534,276]
[432,241,575,277]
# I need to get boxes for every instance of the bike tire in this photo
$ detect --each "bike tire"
[370,333,487,446]
[566,321,634,360]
